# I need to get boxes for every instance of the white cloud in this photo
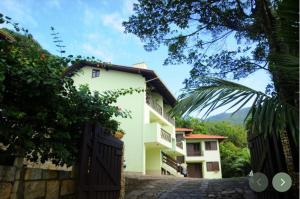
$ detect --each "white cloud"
[101,13,124,32]
[100,0,136,32]
[0,0,38,27]
[122,0,136,15]
[82,43,113,62]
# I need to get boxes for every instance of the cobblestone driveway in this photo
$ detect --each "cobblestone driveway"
[125,175,257,199]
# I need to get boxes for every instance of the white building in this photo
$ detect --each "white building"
[176,128,226,179]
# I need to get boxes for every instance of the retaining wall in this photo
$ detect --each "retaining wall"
[0,165,76,199]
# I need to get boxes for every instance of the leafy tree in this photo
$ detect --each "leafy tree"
[0,16,141,166]
[220,141,250,178]
[176,117,247,146]
[124,0,298,136]
[124,0,298,103]
[124,0,299,180]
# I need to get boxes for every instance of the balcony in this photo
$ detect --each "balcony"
[185,150,205,162]
[144,123,172,149]
[163,111,175,126]
[146,96,175,126]
[187,151,203,156]
[161,128,171,143]
[163,139,186,157]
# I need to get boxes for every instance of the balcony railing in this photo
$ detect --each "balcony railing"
[160,128,171,143]
[163,111,176,126]
[146,97,162,115]
[176,141,183,149]
[186,150,203,156]
[146,96,175,125]
[162,152,182,173]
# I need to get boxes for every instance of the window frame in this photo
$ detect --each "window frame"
[92,69,100,78]
[206,162,220,172]
[205,141,218,151]
[186,143,202,156]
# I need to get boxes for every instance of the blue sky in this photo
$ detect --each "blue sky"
[0,0,271,116]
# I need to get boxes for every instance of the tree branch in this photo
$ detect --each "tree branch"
[202,30,234,45]
[163,25,207,41]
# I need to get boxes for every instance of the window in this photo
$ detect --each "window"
[205,141,217,150]
[206,162,219,171]
[176,156,185,164]
[92,69,100,78]
[187,143,202,156]
[176,133,184,141]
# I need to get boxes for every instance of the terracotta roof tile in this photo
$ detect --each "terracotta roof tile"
[175,128,193,132]
[184,134,227,139]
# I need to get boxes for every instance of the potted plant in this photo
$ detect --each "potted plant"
[114,129,125,139]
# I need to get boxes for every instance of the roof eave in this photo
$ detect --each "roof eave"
[65,61,177,106]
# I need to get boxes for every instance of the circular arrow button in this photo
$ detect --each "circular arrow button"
[272,172,292,192]
[249,172,268,192]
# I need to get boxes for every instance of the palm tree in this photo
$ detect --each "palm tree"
[172,77,298,145]
[172,76,298,192]
[172,1,299,188]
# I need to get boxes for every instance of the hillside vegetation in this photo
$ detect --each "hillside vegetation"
[206,108,250,125]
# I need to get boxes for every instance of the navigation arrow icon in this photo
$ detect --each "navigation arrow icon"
[280,178,285,186]
[272,172,292,192]
[257,178,262,186]
[249,172,268,192]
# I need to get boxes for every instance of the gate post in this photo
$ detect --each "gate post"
[119,146,125,199]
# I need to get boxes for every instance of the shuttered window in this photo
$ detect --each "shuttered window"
[205,141,217,150]
[206,162,219,171]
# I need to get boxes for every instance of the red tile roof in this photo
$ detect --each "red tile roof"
[176,128,193,132]
[184,134,227,139]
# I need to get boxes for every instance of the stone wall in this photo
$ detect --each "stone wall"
[0,165,76,199]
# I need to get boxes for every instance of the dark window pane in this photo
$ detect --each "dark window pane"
[187,143,202,156]
[176,134,184,141]
[92,69,100,78]
[176,156,185,163]
[205,141,217,150]
[206,162,219,171]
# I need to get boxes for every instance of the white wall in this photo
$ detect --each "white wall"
[185,139,222,179]
[72,66,146,174]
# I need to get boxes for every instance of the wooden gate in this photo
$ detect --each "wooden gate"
[248,132,290,199]
[78,123,123,199]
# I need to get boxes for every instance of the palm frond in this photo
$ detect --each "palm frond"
[172,77,299,145]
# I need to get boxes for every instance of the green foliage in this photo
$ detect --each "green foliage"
[123,0,286,83]
[219,142,251,178]
[124,1,299,102]
[176,117,251,177]
[176,117,247,147]
[0,15,142,166]
[172,77,299,146]
[125,0,299,149]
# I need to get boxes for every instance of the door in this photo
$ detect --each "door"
[78,123,123,199]
[187,163,203,178]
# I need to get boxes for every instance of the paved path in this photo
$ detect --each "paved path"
[125,175,257,199]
